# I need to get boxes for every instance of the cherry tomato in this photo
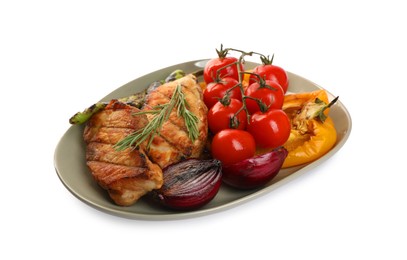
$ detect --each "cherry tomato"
[204,46,244,84]
[244,80,284,114]
[203,77,242,109]
[211,129,256,166]
[247,109,291,149]
[208,98,247,134]
[249,56,289,93]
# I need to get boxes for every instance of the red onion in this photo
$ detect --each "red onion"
[150,159,222,210]
[222,147,288,189]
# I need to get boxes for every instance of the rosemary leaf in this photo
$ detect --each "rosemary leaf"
[184,110,199,141]
[174,86,199,142]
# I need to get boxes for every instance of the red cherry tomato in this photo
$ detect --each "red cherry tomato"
[204,57,244,84]
[203,77,242,109]
[244,80,284,114]
[247,109,291,149]
[208,98,247,134]
[204,45,244,84]
[249,56,289,93]
[211,129,256,166]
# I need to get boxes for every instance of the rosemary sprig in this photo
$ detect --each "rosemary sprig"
[114,83,199,151]
[175,87,200,141]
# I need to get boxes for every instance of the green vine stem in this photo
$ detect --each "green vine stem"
[243,71,278,91]
[214,46,270,126]
[212,45,280,129]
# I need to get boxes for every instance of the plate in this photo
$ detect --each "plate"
[54,60,352,220]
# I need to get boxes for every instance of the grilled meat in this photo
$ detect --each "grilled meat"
[143,74,208,169]
[82,74,208,206]
[83,100,163,206]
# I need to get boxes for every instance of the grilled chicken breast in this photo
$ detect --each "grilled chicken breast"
[83,100,163,206]
[143,74,208,169]
[82,74,208,206]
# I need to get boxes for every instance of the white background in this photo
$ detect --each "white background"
[1,0,406,259]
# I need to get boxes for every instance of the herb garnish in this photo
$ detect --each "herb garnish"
[114,83,199,151]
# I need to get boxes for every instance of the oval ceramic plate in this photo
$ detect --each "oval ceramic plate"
[54,60,352,220]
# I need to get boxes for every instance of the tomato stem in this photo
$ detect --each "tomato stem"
[235,53,252,120]
[229,115,240,129]
[232,49,263,121]
[260,54,274,65]
[244,96,269,113]
[214,61,240,82]
[243,71,261,84]
[224,82,241,94]
[244,71,279,91]
[219,46,274,124]
[219,91,232,106]
[230,104,246,129]
[216,44,230,58]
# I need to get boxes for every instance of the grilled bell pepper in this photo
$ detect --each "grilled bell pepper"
[282,90,338,168]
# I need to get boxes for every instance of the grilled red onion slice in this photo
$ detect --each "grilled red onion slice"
[150,159,222,210]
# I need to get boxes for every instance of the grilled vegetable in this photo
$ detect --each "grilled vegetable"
[69,70,186,125]
[222,147,288,189]
[150,159,222,210]
[69,92,146,125]
[165,69,186,83]
[282,90,338,168]
[146,69,186,93]
[69,102,107,125]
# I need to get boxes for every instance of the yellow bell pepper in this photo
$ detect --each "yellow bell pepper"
[282,90,338,168]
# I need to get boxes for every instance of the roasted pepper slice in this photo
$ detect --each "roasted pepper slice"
[282,90,338,168]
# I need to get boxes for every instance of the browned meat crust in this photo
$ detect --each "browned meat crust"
[143,74,208,169]
[82,74,208,206]
[83,100,163,206]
